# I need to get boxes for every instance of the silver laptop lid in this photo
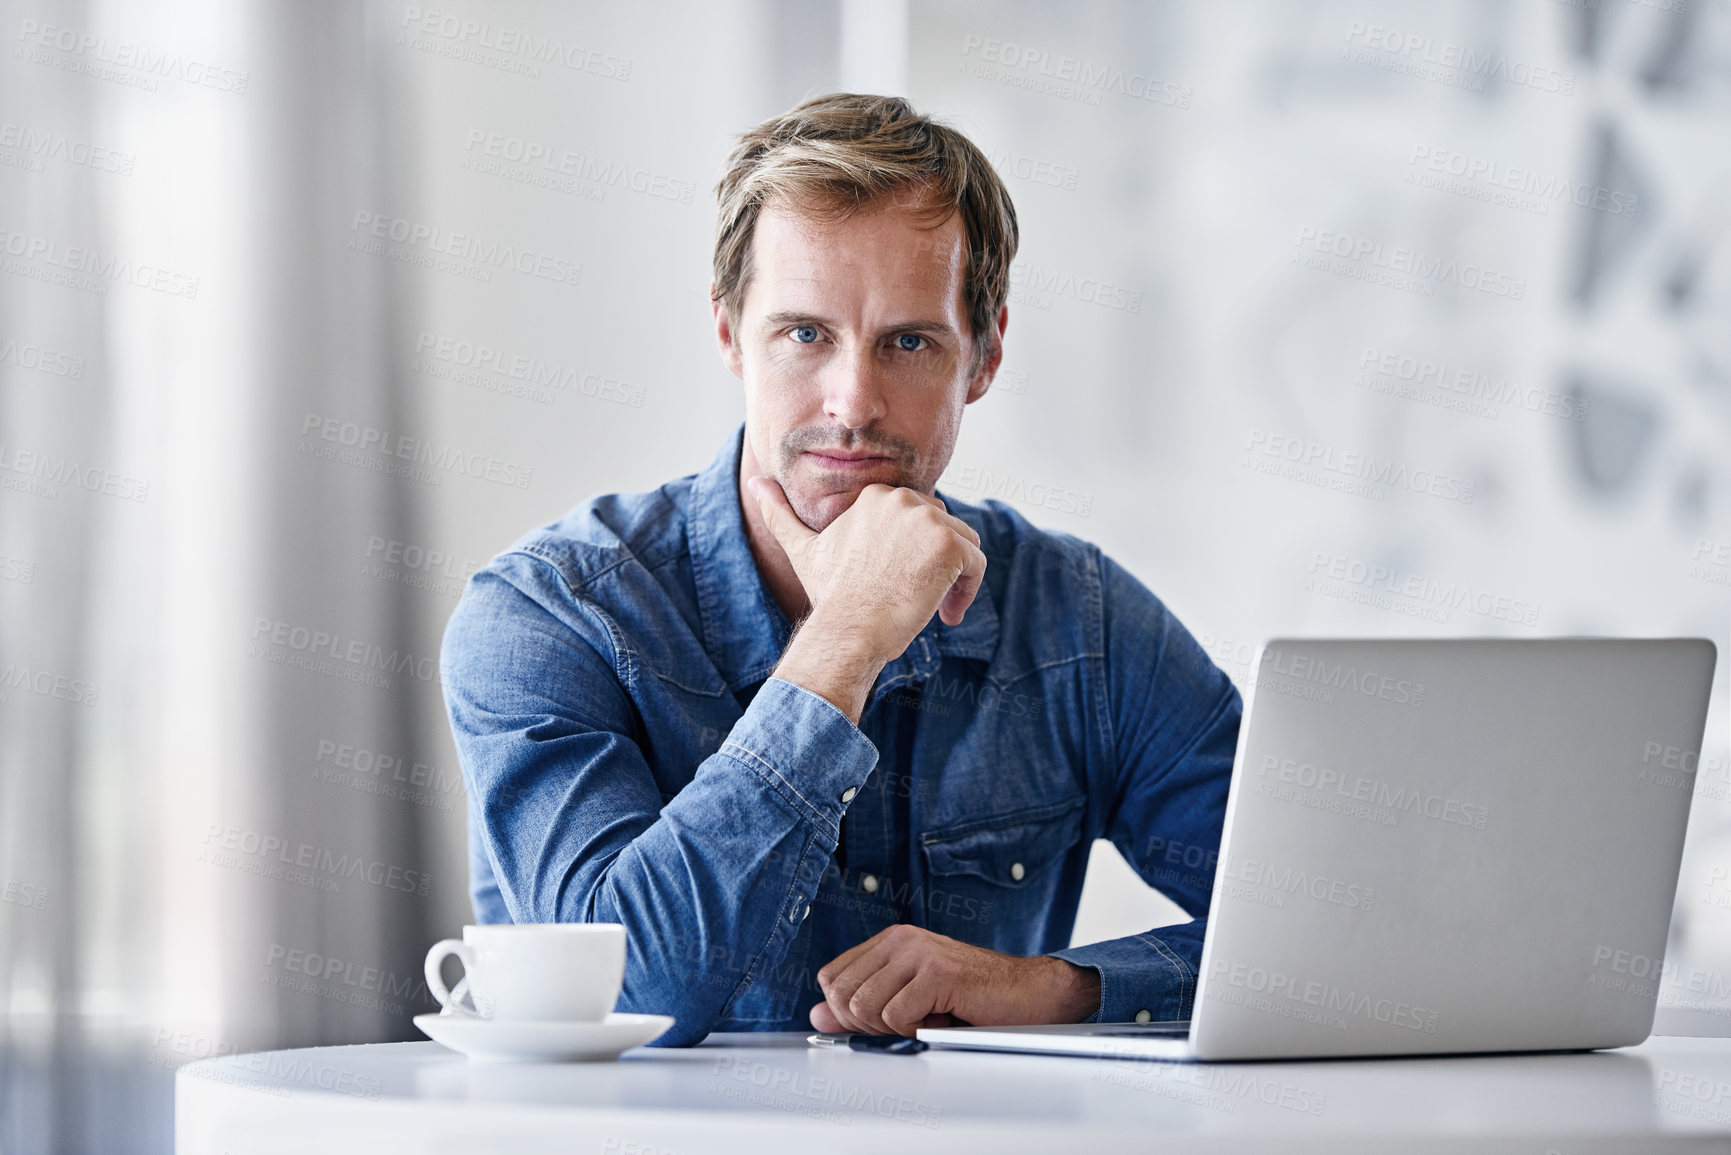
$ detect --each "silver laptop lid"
[1192,637,1716,1061]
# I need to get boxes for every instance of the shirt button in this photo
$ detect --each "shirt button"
[1134,1009,1152,1023]
[1010,861,1026,882]
[861,874,879,894]
[840,787,858,804]
[801,903,812,921]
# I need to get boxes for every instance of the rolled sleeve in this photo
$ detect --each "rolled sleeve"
[718,676,880,841]
[442,565,883,1046]
[1050,917,1205,1023]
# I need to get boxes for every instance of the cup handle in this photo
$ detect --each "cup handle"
[449,973,475,1016]
[424,939,481,1017]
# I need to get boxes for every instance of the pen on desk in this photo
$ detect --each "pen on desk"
[808,1032,928,1055]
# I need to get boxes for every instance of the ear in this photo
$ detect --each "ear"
[965,304,1009,404]
[712,283,744,381]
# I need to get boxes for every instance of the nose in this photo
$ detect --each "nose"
[821,342,888,431]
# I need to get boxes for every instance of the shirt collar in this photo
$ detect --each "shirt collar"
[687,422,1001,703]
[688,423,792,691]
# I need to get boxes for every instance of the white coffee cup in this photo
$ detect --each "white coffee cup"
[424,924,626,1022]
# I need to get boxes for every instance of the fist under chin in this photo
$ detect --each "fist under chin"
[785,492,848,534]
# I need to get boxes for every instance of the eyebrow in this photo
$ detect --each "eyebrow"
[761,311,957,336]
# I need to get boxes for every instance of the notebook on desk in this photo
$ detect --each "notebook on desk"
[918,638,1717,1063]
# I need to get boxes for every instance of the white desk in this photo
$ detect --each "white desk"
[177,1031,1731,1153]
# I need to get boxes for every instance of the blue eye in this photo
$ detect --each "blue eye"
[896,333,926,352]
[792,325,819,344]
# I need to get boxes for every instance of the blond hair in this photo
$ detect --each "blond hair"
[712,93,1018,365]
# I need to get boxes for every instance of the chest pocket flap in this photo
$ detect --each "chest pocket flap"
[921,796,1085,888]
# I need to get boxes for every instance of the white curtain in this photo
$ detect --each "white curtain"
[2,0,446,1146]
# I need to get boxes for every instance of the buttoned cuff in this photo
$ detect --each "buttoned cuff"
[714,676,880,840]
[1050,922,1203,1024]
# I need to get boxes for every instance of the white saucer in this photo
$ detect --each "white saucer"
[414,1011,674,1062]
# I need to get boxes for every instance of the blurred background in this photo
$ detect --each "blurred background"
[1,0,1727,1149]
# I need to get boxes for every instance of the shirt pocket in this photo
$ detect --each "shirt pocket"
[918,795,1085,949]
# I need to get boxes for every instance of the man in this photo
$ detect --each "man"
[440,93,1240,1046]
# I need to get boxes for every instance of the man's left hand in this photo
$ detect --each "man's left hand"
[809,924,1102,1036]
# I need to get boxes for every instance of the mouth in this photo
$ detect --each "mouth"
[803,449,894,470]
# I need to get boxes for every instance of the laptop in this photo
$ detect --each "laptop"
[918,637,1718,1062]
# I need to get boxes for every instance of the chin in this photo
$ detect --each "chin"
[787,488,857,534]
[783,464,927,532]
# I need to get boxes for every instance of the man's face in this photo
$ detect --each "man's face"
[715,195,1003,532]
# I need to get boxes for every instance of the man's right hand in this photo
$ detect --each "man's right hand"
[747,477,987,722]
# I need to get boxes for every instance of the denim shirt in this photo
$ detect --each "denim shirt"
[440,423,1241,1046]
